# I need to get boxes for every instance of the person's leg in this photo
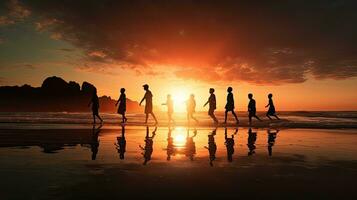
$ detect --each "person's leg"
[224,110,228,123]
[96,114,103,123]
[232,110,239,123]
[211,113,218,123]
[151,112,158,124]
[274,114,280,120]
[145,114,149,123]
[121,114,125,123]
[191,113,198,123]
[93,114,96,124]
[254,115,262,121]
[266,113,272,120]
[249,115,252,125]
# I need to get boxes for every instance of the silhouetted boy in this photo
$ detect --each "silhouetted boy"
[88,89,103,124]
[224,87,239,124]
[248,93,262,125]
[140,84,158,124]
[265,93,280,120]
[162,94,175,124]
[115,88,127,123]
[186,94,199,124]
[204,88,218,124]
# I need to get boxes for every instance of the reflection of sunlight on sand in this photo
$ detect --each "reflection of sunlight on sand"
[173,127,186,147]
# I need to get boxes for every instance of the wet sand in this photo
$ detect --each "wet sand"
[0,126,356,199]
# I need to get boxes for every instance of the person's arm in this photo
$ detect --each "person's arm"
[115,95,120,106]
[265,100,270,108]
[203,97,209,107]
[139,95,145,106]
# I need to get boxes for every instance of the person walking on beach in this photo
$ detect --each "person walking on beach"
[162,94,175,124]
[248,93,262,125]
[265,93,280,120]
[139,84,158,124]
[115,88,127,123]
[88,89,103,124]
[224,87,239,124]
[204,88,218,124]
[186,94,199,124]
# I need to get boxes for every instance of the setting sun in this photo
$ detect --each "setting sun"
[171,88,190,113]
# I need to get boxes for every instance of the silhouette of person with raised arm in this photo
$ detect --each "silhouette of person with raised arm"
[139,126,157,165]
[114,125,126,159]
[248,93,262,125]
[265,93,280,120]
[88,89,103,124]
[247,128,257,156]
[165,127,174,161]
[186,94,199,124]
[204,88,218,124]
[162,94,175,124]
[139,84,158,125]
[205,128,217,166]
[91,124,102,160]
[115,88,127,123]
[267,129,279,156]
[225,127,238,162]
[185,128,197,161]
[224,87,239,124]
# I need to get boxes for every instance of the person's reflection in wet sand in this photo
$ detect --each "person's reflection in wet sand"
[114,124,126,160]
[205,128,217,166]
[185,128,197,161]
[225,128,238,162]
[91,124,102,160]
[247,128,257,156]
[268,129,279,156]
[165,127,174,161]
[139,126,157,165]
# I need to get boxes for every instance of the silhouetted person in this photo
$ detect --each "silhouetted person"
[185,128,197,161]
[267,129,279,156]
[88,89,103,124]
[248,93,262,125]
[265,93,280,120]
[91,124,102,160]
[224,87,239,124]
[139,84,158,124]
[204,88,218,124]
[139,126,157,165]
[165,127,174,161]
[247,128,257,156]
[114,125,126,159]
[186,94,199,124]
[225,127,238,162]
[115,88,127,123]
[162,94,175,124]
[205,128,217,166]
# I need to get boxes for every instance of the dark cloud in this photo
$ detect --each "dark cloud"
[16,0,357,84]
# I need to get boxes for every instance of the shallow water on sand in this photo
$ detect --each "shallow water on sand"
[0,127,357,199]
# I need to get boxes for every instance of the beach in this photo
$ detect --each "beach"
[0,117,357,199]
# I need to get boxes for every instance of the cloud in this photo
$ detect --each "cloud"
[19,0,357,84]
[0,0,30,26]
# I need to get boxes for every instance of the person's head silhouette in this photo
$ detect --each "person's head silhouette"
[143,84,149,91]
[190,94,195,99]
[209,88,215,94]
[120,88,125,93]
[227,87,232,93]
[248,93,253,99]
[268,93,273,98]
[167,94,171,99]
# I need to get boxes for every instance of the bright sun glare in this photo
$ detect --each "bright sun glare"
[171,89,189,113]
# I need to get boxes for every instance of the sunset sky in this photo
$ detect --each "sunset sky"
[0,0,356,111]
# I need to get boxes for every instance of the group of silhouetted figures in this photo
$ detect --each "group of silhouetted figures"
[88,84,280,125]
[91,125,279,166]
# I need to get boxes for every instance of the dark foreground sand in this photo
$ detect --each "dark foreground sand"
[0,126,356,199]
